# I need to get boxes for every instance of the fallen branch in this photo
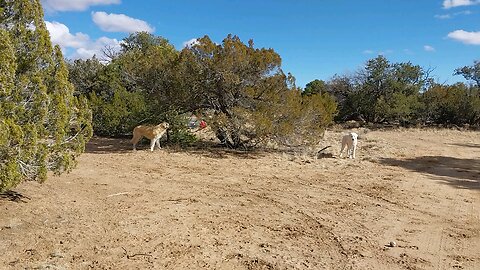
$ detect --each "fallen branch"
[316,145,334,159]
[163,198,198,203]
[106,192,129,198]
[122,247,152,259]
[317,145,331,154]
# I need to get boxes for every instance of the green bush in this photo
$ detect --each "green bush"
[421,84,480,125]
[89,87,148,136]
[375,92,423,124]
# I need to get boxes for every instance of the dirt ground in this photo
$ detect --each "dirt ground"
[1,128,479,270]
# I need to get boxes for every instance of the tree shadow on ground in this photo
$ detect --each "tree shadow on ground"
[379,156,480,190]
[170,140,272,160]
[85,137,273,159]
[85,136,133,154]
[0,190,31,203]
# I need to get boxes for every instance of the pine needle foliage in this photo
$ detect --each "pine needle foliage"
[0,0,92,192]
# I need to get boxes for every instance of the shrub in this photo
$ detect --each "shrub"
[0,1,92,192]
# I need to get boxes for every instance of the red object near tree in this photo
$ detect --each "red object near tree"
[199,120,207,129]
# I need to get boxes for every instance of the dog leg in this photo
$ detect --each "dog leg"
[155,138,161,149]
[131,135,138,151]
[340,143,345,158]
[150,139,156,151]
[352,145,356,159]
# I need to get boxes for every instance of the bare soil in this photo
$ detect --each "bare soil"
[1,128,479,270]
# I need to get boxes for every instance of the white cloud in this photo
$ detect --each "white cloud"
[443,0,480,9]
[45,21,120,59]
[447,30,480,45]
[424,45,436,52]
[457,10,473,15]
[362,49,393,55]
[45,21,90,48]
[435,10,472,19]
[41,0,120,12]
[379,49,393,55]
[183,38,200,48]
[92,11,154,33]
[434,14,452,19]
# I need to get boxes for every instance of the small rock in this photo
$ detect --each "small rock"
[50,251,64,258]
[388,241,397,247]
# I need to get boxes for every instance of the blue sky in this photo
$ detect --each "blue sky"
[41,0,480,88]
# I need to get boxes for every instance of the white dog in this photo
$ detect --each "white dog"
[340,132,358,159]
[131,122,169,151]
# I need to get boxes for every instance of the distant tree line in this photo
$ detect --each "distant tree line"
[303,56,480,127]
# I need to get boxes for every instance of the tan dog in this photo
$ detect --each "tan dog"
[131,122,169,151]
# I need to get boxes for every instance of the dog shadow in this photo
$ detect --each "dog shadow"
[379,156,480,190]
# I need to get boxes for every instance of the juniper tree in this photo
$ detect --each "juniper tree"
[179,35,337,148]
[337,56,427,123]
[303,79,327,96]
[455,60,480,88]
[0,0,92,192]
